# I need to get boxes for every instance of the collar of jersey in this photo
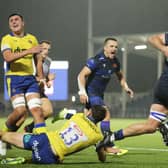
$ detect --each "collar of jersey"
[9,32,27,37]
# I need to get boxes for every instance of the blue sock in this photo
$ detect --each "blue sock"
[114,129,124,140]
[100,121,115,147]
[100,121,110,133]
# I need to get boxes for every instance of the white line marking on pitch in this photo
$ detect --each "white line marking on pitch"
[125,147,168,152]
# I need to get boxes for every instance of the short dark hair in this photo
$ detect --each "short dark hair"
[8,13,24,21]
[91,105,106,123]
[104,37,117,45]
[39,40,51,45]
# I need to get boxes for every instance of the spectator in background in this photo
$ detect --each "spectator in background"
[24,40,55,133]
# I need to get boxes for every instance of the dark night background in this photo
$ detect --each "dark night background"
[0,0,168,101]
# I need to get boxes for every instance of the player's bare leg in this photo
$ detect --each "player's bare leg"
[96,147,106,162]
[101,109,128,155]
[0,131,25,148]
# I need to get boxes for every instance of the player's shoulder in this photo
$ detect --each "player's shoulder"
[71,113,86,122]
[86,56,97,67]
[1,33,12,40]
[72,113,84,118]
[25,33,37,39]
[95,52,104,59]
[95,52,109,64]
[87,53,103,64]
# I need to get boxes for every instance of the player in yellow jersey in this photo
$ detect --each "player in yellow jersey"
[0,105,106,164]
[1,13,46,136]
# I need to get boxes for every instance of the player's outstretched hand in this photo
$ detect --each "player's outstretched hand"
[96,147,106,162]
[126,88,134,98]
[96,131,113,152]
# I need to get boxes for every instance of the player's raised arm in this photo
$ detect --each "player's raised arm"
[148,33,168,57]
[115,71,134,98]
[77,66,91,104]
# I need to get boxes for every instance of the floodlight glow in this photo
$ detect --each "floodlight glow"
[134,45,147,50]
[72,96,76,102]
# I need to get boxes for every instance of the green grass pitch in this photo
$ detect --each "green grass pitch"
[0,117,168,168]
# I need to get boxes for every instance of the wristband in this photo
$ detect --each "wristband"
[78,90,87,96]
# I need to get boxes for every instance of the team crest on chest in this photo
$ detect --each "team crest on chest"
[28,40,33,44]
[112,63,118,68]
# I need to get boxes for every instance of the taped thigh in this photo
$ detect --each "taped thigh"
[27,98,42,109]
[149,111,167,122]
[12,96,26,108]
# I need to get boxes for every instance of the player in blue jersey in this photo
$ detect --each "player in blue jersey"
[95,33,168,148]
[77,37,134,154]
[0,105,107,164]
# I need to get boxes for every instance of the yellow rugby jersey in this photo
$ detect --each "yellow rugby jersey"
[1,33,38,76]
[47,113,103,161]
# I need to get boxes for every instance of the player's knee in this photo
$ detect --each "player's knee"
[30,107,44,120]
[20,112,28,120]
[144,124,156,133]
[15,106,27,114]
[42,106,53,117]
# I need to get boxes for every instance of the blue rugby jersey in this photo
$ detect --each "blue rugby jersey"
[86,51,120,97]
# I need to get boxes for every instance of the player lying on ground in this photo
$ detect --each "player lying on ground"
[52,107,128,156]
[0,105,107,164]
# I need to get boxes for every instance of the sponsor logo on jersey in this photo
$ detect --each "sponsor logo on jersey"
[32,140,41,161]
[28,40,33,44]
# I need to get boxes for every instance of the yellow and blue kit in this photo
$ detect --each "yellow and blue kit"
[1,33,39,96]
[1,33,38,76]
[23,113,103,164]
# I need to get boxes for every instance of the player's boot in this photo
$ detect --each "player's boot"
[106,147,128,156]
[1,157,25,164]
[96,131,114,151]
[96,131,128,156]
[51,108,69,123]
[159,123,168,146]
